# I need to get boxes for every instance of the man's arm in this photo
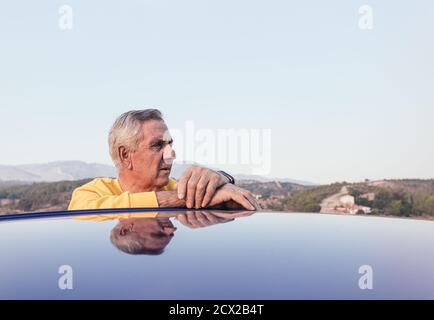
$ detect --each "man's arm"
[68,178,256,211]
[157,185,259,211]
[68,189,160,210]
[156,191,186,208]
[69,190,185,210]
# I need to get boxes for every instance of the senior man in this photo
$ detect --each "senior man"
[68,109,259,211]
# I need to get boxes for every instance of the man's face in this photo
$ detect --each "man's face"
[130,120,176,189]
[115,217,177,254]
[133,218,177,250]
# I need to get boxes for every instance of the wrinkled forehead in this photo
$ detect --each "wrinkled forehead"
[140,120,172,143]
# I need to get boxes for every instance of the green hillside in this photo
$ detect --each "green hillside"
[0,179,92,213]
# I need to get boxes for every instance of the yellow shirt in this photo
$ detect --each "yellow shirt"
[68,178,177,210]
[74,212,159,221]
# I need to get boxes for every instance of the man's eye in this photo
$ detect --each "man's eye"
[151,140,172,150]
[152,143,164,150]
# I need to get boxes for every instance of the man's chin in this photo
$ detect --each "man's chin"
[156,175,170,187]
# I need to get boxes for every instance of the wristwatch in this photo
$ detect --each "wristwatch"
[217,170,235,184]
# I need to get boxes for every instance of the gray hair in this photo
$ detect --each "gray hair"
[108,109,163,167]
[110,223,165,255]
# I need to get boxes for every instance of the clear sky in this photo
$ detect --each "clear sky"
[1,0,433,184]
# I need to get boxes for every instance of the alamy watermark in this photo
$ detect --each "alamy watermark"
[169,121,272,176]
[358,264,373,290]
[58,5,73,31]
[58,265,73,290]
[358,5,374,30]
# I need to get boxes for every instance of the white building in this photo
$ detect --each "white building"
[339,195,355,206]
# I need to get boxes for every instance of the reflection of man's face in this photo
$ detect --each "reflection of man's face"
[111,218,176,255]
[130,120,176,189]
[130,218,176,249]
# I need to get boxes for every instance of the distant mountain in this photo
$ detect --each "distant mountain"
[0,165,41,181]
[233,174,315,186]
[0,161,194,182]
[0,161,314,186]
[0,161,116,182]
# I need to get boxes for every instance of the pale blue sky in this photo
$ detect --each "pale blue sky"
[1,0,433,183]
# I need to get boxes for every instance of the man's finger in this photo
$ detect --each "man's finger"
[195,212,213,227]
[185,212,201,228]
[176,214,190,227]
[243,191,260,210]
[201,177,219,207]
[177,169,192,199]
[202,212,221,224]
[186,173,200,208]
[233,193,256,211]
[194,176,209,209]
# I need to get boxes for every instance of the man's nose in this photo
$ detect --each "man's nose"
[163,145,176,164]
[162,226,177,235]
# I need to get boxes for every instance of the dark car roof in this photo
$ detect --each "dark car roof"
[1,210,434,299]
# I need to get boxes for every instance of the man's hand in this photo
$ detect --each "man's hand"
[177,165,230,209]
[207,184,260,211]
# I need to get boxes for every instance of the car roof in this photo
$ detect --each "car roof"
[1,210,434,299]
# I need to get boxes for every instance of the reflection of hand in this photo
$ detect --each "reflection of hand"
[176,212,228,229]
[207,184,260,211]
[205,210,254,219]
[177,165,228,209]
[175,210,253,229]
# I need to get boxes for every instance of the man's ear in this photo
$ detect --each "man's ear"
[118,146,133,170]
[119,223,134,236]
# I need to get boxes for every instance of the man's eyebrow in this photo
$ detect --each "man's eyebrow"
[149,138,174,145]
[150,232,169,238]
